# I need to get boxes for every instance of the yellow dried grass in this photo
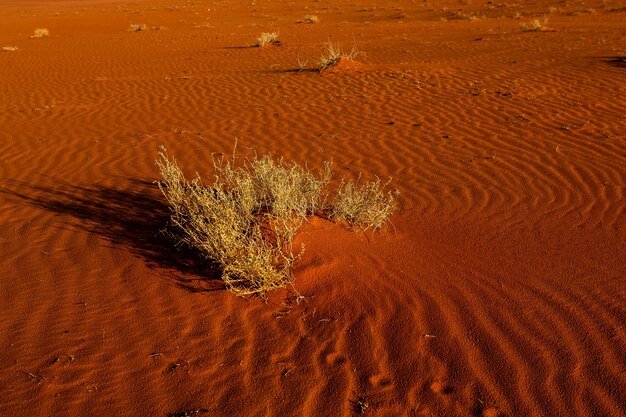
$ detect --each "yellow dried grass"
[157,146,396,296]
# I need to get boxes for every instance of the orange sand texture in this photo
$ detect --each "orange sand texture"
[1,0,625,416]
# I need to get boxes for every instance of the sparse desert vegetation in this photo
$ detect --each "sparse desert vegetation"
[303,15,320,23]
[254,32,280,47]
[333,177,399,231]
[128,23,147,32]
[317,42,362,71]
[520,18,549,31]
[157,148,306,296]
[30,28,49,38]
[448,10,483,20]
[3,1,626,415]
[157,147,396,296]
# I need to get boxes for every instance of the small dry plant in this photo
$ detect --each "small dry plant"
[450,11,481,20]
[2,46,18,52]
[333,177,398,231]
[297,54,309,71]
[351,395,370,414]
[519,18,549,32]
[303,15,320,23]
[157,147,330,296]
[157,147,397,296]
[128,23,147,32]
[254,32,280,47]
[31,28,49,38]
[317,42,362,71]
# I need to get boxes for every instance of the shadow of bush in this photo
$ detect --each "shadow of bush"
[2,178,224,293]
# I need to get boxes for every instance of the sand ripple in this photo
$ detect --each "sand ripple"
[1,1,624,416]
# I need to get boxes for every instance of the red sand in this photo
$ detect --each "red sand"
[1,0,625,416]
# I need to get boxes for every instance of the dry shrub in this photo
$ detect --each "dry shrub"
[157,147,396,296]
[254,32,280,47]
[128,23,147,32]
[303,15,320,23]
[519,18,548,32]
[157,150,295,296]
[31,28,49,38]
[317,42,362,71]
[333,177,399,231]
[449,11,481,20]
[221,155,332,219]
[157,148,328,296]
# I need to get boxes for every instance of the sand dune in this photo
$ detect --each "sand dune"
[1,0,625,416]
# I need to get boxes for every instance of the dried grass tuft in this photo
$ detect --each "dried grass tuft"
[303,15,320,23]
[128,23,147,32]
[332,177,399,231]
[254,32,280,47]
[519,18,549,31]
[31,28,49,38]
[317,42,362,71]
[157,146,396,296]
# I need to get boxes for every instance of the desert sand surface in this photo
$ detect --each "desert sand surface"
[1,0,625,416]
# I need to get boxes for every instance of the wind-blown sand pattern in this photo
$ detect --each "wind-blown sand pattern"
[1,0,625,416]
